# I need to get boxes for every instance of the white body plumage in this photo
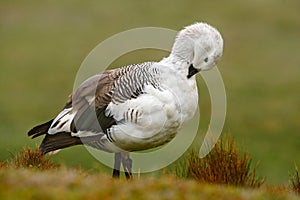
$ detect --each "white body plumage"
[105,60,198,152]
[32,22,223,156]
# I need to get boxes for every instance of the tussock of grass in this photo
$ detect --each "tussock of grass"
[11,147,59,170]
[174,136,264,188]
[290,164,300,194]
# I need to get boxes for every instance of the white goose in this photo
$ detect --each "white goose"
[28,22,223,178]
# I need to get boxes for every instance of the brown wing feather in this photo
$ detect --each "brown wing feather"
[69,66,136,133]
[28,62,157,153]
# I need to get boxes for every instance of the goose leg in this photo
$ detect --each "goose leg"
[112,152,121,178]
[121,152,132,179]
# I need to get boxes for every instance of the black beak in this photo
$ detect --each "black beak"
[187,64,201,79]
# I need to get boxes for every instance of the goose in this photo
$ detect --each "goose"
[28,22,223,179]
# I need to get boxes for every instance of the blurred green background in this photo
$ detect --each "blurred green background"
[0,0,299,184]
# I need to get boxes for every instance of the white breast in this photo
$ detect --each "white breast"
[105,64,198,152]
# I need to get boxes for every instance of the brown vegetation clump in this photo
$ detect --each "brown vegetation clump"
[12,147,59,170]
[175,136,264,188]
[290,163,300,194]
[0,162,6,168]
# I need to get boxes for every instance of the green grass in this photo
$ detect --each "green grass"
[0,142,298,199]
[0,0,300,185]
[0,168,299,200]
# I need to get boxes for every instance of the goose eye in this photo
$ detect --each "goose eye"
[204,57,208,63]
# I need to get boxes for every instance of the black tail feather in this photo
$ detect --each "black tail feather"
[28,119,82,155]
[40,132,82,155]
[28,119,54,138]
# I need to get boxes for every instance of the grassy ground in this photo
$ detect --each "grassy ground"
[0,0,300,185]
[0,168,299,200]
